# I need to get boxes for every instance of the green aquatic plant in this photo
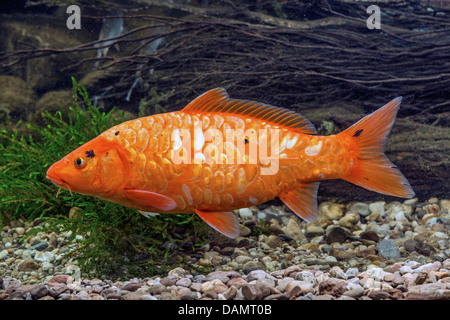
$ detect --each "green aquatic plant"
[0,78,119,220]
[0,78,209,279]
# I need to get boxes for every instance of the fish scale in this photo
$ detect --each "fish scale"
[47,88,414,239]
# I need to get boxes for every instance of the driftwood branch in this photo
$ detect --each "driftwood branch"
[1,0,449,200]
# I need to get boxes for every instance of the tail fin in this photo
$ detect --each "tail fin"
[340,97,415,198]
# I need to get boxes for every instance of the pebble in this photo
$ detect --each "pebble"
[339,212,360,229]
[238,208,254,220]
[305,225,325,237]
[348,202,370,216]
[285,218,306,242]
[318,202,345,224]
[378,239,401,259]
[1,197,449,300]
[326,226,353,244]
[369,201,386,215]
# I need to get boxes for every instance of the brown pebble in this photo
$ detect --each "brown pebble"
[122,283,141,292]
[415,271,429,285]
[368,290,391,300]
[329,248,353,260]
[284,265,302,277]
[223,286,237,300]
[430,271,448,280]
[203,290,218,299]
[227,277,247,289]
[405,292,436,300]
[106,293,123,300]
[384,273,395,282]
[326,226,353,244]
[159,277,175,286]
[47,274,73,285]
[355,247,376,257]
[360,231,380,243]
[17,260,40,272]
[414,242,435,256]
[29,285,49,299]
[318,279,346,297]
[241,284,263,300]
[264,293,288,300]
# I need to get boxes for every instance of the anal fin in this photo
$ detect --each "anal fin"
[195,209,240,239]
[279,182,320,222]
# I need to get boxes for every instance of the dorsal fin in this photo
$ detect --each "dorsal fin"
[182,88,317,134]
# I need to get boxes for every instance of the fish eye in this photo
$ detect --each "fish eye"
[74,157,86,168]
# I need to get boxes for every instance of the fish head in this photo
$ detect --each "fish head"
[46,137,125,197]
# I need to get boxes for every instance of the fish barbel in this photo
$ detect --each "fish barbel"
[46,88,414,238]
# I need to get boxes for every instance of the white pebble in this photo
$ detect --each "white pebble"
[369,201,385,215]
[256,211,266,220]
[406,261,420,269]
[41,262,53,271]
[34,252,55,263]
[369,267,386,281]
[238,208,253,220]
[296,271,317,286]
[363,278,381,290]
[15,227,25,235]
[345,268,359,278]
[0,250,8,260]
[433,232,448,239]
[399,266,413,274]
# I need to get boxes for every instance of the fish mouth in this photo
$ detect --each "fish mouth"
[46,174,64,187]
[46,169,66,187]
[46,170,72,196]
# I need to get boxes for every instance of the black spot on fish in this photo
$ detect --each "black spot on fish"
[244,138,249,144]
[353,129,363,137]
[85,150,95,158]
[115,131,120,136]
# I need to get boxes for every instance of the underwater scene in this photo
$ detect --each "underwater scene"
[0,0,449,303]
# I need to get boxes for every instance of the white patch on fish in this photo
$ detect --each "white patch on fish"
[286,135,298,149]
[249,196,258,204]
[182,184,193,205]
[305,140,323,156]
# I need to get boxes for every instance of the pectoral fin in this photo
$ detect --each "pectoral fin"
[195,209,240,239]
[124,189,177,211]
[279,182,320,222]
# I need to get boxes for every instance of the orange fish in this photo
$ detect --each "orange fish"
[46,88,414,238]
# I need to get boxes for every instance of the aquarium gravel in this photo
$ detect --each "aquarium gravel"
[1,197,449,300]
